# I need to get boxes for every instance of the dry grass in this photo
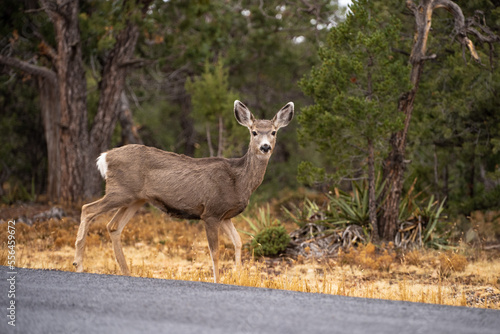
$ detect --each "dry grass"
[1,206,499,309]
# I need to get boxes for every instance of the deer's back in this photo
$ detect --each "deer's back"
[104,144,249,221]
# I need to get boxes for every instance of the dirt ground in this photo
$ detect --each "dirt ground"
[1,203,499,309]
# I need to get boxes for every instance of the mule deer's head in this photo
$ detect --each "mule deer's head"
[234,100,294,158]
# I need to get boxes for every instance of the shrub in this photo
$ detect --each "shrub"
[242,204,291,257]
[251,225,290,257]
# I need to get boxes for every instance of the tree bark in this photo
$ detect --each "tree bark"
[38,75,61,201]
[365,54,378,242]
[367,139,379,243]
[217,116,224,157]
[44,0,89,203]
[178,94,196,156]
[206,123,215,157]
[118,92,143,146]
[86,22,141,198]
[380,0,497,240]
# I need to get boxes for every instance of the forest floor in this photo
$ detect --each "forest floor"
[1,203,499,309]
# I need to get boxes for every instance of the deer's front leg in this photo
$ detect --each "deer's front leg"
[204,220,221,283]
[221,219,242,268]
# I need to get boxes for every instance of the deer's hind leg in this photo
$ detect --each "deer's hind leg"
[74,194,133,273]
[106,200,145,275]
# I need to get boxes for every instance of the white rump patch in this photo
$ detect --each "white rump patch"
[96,153,108,179]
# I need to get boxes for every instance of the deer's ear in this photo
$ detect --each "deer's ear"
[272,102,294,129]
[234,100,255,128]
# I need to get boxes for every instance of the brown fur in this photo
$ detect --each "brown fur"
[73,100,294,282]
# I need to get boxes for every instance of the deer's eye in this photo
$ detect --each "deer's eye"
[252,131,258,136]
[271,131,276,136]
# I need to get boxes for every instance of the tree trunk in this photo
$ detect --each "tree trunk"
[367,139,379,243]
[467,151,476,199]
[38,75,61,201]
[86,22,141,198]
[433,146,439,200]
[443,163,449,200]
[206,123,215,157]
[380,0,494,241]
[178,94,196,156]
[365,54,379,242]
[217,116,224,157]
[118,92,143,146]
[45,0,89,203]
[381,82,421,240]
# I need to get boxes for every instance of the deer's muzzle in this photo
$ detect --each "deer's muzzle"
[260,144,272,153]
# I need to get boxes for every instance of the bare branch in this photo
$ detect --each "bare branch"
[422,53,437,60]
[39,0,59,22]
[0,55,56,82]
[119,58,153,68]
[406,0,418,14]
[25,7,47,14]
[432,0,465,35]
[37,38,58,62]
[431,0,499,63]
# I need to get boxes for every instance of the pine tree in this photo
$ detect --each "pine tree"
[299,0,410,240]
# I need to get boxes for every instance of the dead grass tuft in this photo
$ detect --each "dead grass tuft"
[404,249,422,266]
[337,242,396,271]
[438,252,468,277]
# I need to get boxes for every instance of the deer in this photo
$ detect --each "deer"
[73,100,294,283]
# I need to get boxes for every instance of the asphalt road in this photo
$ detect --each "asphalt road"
[0,267,498,334]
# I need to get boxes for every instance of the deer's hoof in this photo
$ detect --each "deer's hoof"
[73,262,83,272]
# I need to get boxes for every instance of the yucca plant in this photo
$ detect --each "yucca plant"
[395,195,449,249]
[241,204,279,234]
[420,196,449,248]
[327,177,385,228]
[282,198,332,227]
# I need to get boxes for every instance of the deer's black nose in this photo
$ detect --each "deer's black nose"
[260,144,272,153]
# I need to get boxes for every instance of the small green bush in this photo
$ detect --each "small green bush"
[251,225,290,257]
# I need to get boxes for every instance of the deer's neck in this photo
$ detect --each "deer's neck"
[238,149,270,196]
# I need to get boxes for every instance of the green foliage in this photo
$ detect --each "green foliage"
[328,180,382,228]
[2,0,499,220]
[79,0,148,55]
[395,195,450,249]
[297,161,327,186]
[1,0,343,201]
[241,204,290,257]
[0,76,45,202]
[285,179,450,248]
[401,1,500,215]
[186,58,236,123]
[408,43,500,213]
[251,225,290,257]
[241,204,279,235]
[185,58,243,156]
[298,0,410,185]
[420,196,447,246]
[283,179,382,229]
[282,198,328,228]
